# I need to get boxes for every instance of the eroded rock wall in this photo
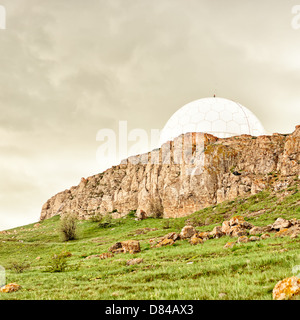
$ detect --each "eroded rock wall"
[40,126,300,221]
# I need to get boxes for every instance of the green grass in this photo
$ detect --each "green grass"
[0,188,299,300]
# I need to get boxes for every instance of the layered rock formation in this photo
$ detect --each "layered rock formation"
[40,125,300,221]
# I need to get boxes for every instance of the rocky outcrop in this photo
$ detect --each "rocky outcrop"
[40,126,300,221]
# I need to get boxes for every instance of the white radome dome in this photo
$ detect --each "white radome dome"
[159,97,266,145]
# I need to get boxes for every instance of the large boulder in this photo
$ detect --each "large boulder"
[210,226,224,239]
[109,240,141,254]
[121,240,141,254]
[230,225,248,237]
[221,221,231,235]
[180,226,197,239]
[273,276,300,300]
[271,218,292,230]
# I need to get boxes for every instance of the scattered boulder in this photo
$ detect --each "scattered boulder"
[189,234,204,245]
[221,221,231,235]
[197,232,211,241]
[85,254,100,260]
[249,236,260,241]
[249,226,264,235]
[108,242,122,253]
[273,276,300,300]
[275,225,300,239]
[230,225,248,237]
[180,226,197,239]
[109,240,140,254]
[126,258,143,266]
[99,252,114,260]
[0,283,21,293]
[121,240,141,254]
[156,238,174,248]
[223,242,236,249]
[210,226,224,239]
[229,215,245,226]
[237,236,249,243]
[272,218,291,230]
[161,232,180,242]
[260,233,270,240]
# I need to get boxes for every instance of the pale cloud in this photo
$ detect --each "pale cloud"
[0,0,299,230]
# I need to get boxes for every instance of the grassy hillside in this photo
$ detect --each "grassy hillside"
[0,186,299,300]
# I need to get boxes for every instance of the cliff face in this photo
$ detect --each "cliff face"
[40,126,300,221]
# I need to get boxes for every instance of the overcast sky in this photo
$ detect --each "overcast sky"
[0,0,300,230]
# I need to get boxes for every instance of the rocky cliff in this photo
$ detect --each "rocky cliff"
[40,125,300,221]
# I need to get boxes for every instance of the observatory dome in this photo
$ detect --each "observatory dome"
[159,97,266,145]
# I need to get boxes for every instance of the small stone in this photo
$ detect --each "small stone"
[161,232,180,242]
[249,227,264,235]
[156,238,174,248]
[237,236,249,243]
[126,258,143,266]
[260,233,270,240]
[99,252,114,260]
[85,254,100,259]
[224,242,236,249]
[249,236,260,241]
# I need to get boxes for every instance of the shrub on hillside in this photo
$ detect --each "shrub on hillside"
[8,260,31,273]
[59,213,78,241]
